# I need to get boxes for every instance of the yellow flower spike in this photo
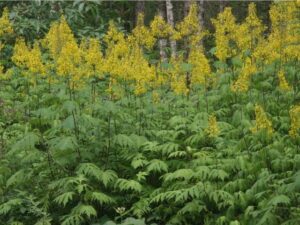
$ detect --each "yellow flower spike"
[278,70,291,91]
[150,15,174,38]
[176,3,206,46]
[265,2,300,63]
[56,39,86,88]
[104,20,125,46]
[44,15,76,60]
[251,104,273,135]
[235,3,265,53]
[289,105,300,138]
[211,7,237,61]
[81,38,104,78]
[103,22,130,80]
[12,38,46,81]
[129,44,156,95]
[27,41,46,76]
[188,46,211,87]
[231,58,256,93]
[104,30,155,95]
[0,7,14,37]
[205,115,220,138]
[12,38,30,68]
[176,3,199,37]
[132,13,156,49]
[168,55,189,96]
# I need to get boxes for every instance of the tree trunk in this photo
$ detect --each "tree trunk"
[183,0,191,94]
[135,0,145,25]
[158,2,167,62]
[198,0,205,30]
[219,0,225,13]
[166,0,176,58]
[198,0,205,46]
[184,0,191,17]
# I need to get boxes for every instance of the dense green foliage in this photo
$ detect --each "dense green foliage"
[0,1,299,225]
[0,59,299,224]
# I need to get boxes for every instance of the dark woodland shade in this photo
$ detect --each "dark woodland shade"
[0,0,271,41]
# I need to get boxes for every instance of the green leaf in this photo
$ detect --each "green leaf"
[0,199,22,215]
[34,217,52,225]
[61,214,83,225]
[72,204,97,218]
[54,192,75,207]
[146,159,168,174]
[113,134,134,147]
[163,169,194,182]
[178,200,205,215]
[131,155,148,169]
[87,191,115,205]
[267,195,290,206]
[115,179,142,193]
[77,163,117,187]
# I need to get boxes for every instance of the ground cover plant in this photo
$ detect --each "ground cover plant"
[0,1,299,225]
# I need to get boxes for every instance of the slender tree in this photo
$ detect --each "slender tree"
[184,0,191,17]
[219,0,225,12]
[198,0,205,46]
[158,2,168,62]
[166,0,177,57]
[135,0,145,25]
[198,0,205,29]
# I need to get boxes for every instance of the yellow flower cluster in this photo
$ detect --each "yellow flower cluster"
[188,46,211,86]
[0,7,14,80]
[211,7,237,61]
[278,70,291,91]
[132,13,156,49]
[103,21,156,95]
[128,44,156,95]
[0,7,13,37]
[251,104,273,135]
[150,15,173,38]
[258,2,300,63]
[205,115,220,138]
[44,17,107,88]
[43,16,76,60]
[168,55,189,96]
[103,21,129,79]
[231,58,256,93]
[6,2,299,97]
[81,38,105,78]
[56,41,81,77]
[104,21,125,45]
[12,39,46,78]
[12,38,28,66]
[176,3,205,45]
[289,105,300,138]
[235,3,265,52]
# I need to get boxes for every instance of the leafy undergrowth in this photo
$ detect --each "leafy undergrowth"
[0,68,299,225]
[0,1,299,225]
